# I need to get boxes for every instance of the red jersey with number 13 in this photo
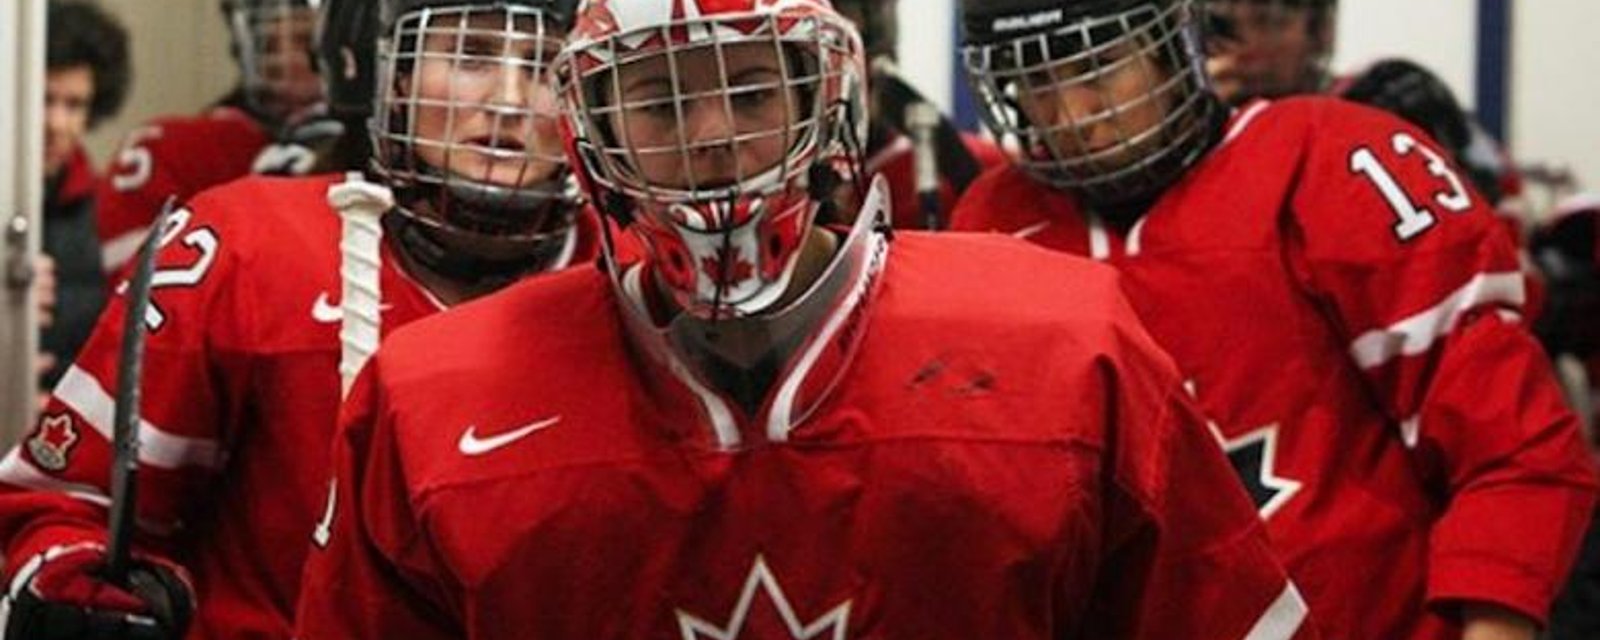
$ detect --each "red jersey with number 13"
[951,97,1598,639]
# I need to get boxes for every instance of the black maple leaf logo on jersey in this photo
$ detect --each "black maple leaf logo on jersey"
[1221,425,1302,519]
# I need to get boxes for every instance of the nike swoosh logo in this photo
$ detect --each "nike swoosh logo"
[458,417,562,456]
[312,293,342,324]
[312,292,396,324]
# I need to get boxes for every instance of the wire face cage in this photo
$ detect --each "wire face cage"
[963,0,1216,206]
[566,11,859,219]
[227,0,324,124]
[560,3,864,318]
[372,4,574,237]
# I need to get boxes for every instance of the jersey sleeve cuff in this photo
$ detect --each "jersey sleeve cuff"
[6,521,109,571]
[1427,551,1556,626]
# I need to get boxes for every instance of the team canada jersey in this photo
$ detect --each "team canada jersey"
[0,174,601,639]
[296,212,1313,639]
[95,106,272,275]
[951,97,1598,639]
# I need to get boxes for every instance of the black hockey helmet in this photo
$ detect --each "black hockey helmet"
[1335,58,1517,204]
[1532,195,1600,358]
[365,0,584,282]
[315,0,379,123]
[959,0,1223,210]
[220,0,325,125]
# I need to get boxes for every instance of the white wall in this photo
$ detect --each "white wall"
[1511,0,1600,204]
[1331,0,1478,108]
[894,0,957,114]
[81,0,238,167]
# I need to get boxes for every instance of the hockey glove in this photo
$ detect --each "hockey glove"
[0,542,195,640]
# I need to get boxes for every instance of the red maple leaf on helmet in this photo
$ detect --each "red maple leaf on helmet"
[701,246,756,286]
[573,0,620,43]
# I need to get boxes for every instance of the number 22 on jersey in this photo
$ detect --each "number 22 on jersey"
[118,207,221,332]
[1349,132,1474,242]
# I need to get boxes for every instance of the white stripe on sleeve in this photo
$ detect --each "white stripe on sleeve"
[1243,583,1310,640]
[1349,271,1525,370]
[0,449,111,507]
[55,365,223,470]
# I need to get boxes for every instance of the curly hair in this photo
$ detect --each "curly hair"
[47,0,131,128]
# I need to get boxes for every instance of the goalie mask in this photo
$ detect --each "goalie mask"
[960,0,1223,210]
[1204,0,1339,104]
[368,0,582,278]
[222,0,326,126]
[559,0,867,320]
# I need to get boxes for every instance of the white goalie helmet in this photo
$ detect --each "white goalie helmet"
[558,0,868,320]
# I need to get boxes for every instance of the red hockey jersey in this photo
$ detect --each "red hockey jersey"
[95,106,271,275]
[951,97,1598,639]
[0,174,601,639]
[296,218,1312,639]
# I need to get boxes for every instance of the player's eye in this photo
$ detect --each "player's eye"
[729,86,779,113]
[633,95,679,120]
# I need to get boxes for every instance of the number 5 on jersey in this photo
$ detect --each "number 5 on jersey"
[1349,132,1474,242]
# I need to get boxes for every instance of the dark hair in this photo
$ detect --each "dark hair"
[47,0,132,128]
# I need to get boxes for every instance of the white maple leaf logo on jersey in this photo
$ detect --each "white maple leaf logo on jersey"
[676,555,851,640]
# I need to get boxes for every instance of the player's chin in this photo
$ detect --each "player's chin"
[457,158,563,190]
[1056,142,1151,177]
[44,146,71,175]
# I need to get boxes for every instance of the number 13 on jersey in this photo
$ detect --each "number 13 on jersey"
[1349,132,1475,242]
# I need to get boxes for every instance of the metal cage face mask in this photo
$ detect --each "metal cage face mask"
[1205,0,1338,103]
[227,0,325,125]
[963,0,1215,206]
[562,3,865,319]
[372,4,576,239]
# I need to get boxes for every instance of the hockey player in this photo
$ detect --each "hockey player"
[294,1,1312,638]
[0,1,595,638]
[1203,0,1335,105]
[832,0,1009,230]
[950,1,1598,638]
[40,0,132,389]
[1536,193,1600,640]
[1205,0,1524,207]
[95,0,333,275]
[1530,194,1600,435]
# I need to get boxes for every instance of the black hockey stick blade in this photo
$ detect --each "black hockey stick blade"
[104,197,173,584]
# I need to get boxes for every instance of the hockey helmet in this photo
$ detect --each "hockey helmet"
[960,0,1222,209]
[559,0,867,320]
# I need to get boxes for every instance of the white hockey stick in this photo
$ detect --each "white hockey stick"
[328,172,392,399]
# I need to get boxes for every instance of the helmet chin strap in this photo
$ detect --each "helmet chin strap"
[703,158,851,326]
[707,190,741,326]
[385,207,573,288]
[1082,91,1230,226]
[381,159,580,286]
